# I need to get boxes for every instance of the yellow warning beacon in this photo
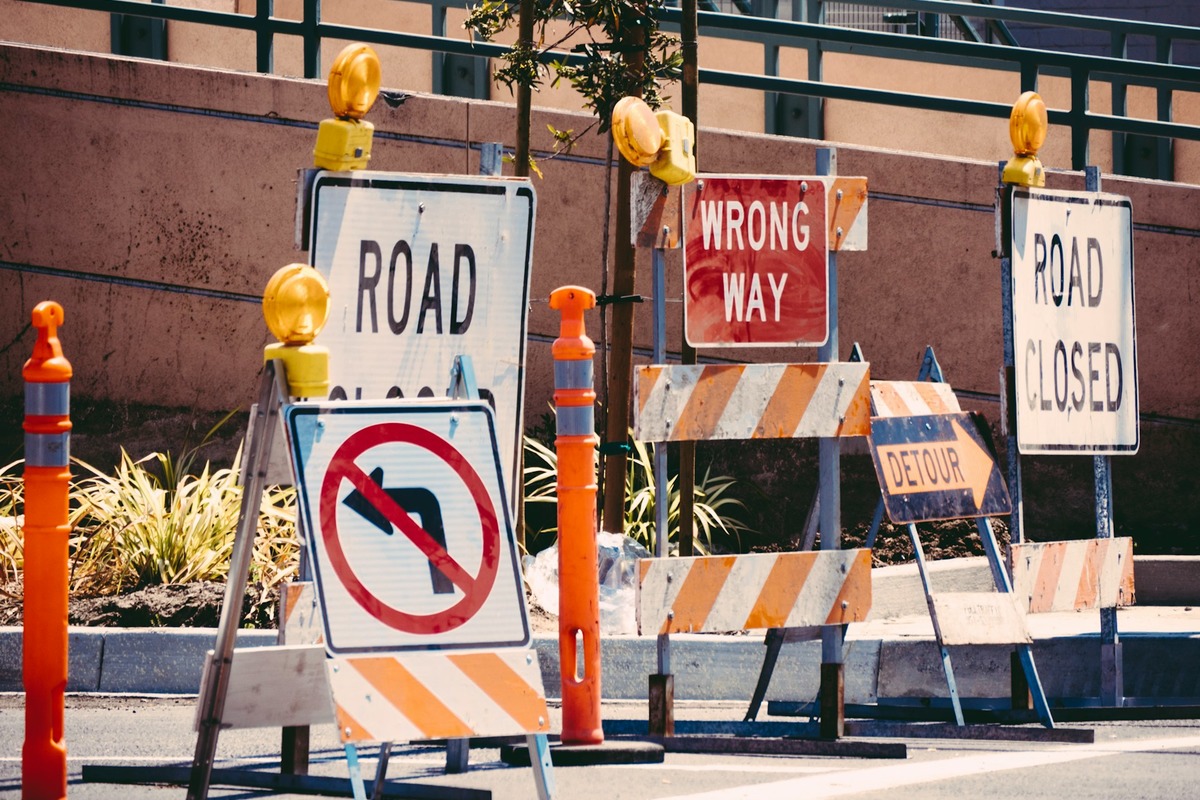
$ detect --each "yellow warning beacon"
[313,43,381,171]
[262,263,331,398]
[611,96,696,186]
[1002,91,1048,187]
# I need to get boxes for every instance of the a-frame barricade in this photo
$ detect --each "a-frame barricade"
[84,321,555,798]
[758,346,1099,743]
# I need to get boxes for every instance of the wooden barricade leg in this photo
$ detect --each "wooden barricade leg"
[445,740,469,774]
[649,675,675,737]
[188,362,287,799]
[281,726,310,775]
[279,582,315,775]
[819,661,845,739]
[649,631,674,736]
[1011,651,1033,711]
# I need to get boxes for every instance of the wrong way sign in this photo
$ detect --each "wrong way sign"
[683,175,867,348]
[1010,187,1138,454]
[308,172,535,510]
[285,401,529,655]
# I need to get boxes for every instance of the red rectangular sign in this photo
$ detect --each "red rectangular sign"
[684,176,828,347]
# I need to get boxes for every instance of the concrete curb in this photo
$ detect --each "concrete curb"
[3,622,1198,704]
[2,556,1195,701]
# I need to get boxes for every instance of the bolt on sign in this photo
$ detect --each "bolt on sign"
[868,412,1012,524]
[683,175,867,348]
[308,172,535,510]
[1010,187,1138,454]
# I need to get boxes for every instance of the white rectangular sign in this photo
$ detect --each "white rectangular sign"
[308,171,535,510]
[285,401,530,655]
[1010,187,1138,454]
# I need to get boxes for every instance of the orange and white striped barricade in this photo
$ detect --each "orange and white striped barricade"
[634,362,871,443]
[327,650,550,744]
[1011,538,1135,613]
[632,360,871,740]
[869,379,961,419]
[1010,536,1137,707]
[638,550,873,636]
[1010,537,1136,710]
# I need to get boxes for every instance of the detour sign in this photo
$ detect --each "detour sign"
[868,412,1011,524]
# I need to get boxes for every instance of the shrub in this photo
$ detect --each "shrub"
[523,431,752,556]
[0,448,299,610]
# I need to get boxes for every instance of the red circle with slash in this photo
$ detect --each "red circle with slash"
[319,422,499,634]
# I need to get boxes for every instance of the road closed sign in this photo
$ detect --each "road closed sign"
[683,175,867,348]
[308,172,535,510]
[285,401,529,655]
[1010,188,1138,454]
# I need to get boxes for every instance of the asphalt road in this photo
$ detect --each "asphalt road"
[4,695,1200,799]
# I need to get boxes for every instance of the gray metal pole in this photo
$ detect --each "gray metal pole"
[480,142,503,176]
[1085,164,1122,707]
[998,163,1025,548]
[652,232,669,558]
[815,147,844,739]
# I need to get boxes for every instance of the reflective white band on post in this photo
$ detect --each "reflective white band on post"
[25,432,69,468]
[25,382,69,416]
[555,406,594,438]
[554,360,593,391]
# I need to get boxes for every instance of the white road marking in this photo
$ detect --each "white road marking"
[625,763,838,774]
[662,733,1200,799]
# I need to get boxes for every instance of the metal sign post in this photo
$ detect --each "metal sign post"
[630,173,684,736]
[814,148,846,739]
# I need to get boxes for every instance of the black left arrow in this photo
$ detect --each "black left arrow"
[342,467,454,595]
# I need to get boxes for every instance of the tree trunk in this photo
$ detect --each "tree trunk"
[600,28,646,533]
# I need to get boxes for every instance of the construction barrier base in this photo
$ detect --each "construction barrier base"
[81,764,487,799]
[601,720,907,759]
[767,699,1141,741]
[500,739,665,767]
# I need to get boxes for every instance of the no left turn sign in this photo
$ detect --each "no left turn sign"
[285,401,530,655]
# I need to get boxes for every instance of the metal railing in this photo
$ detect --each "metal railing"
[22,0,1200,176]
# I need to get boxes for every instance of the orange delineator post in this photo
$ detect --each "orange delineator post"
[549,286,603,745]
[22,301,72,800]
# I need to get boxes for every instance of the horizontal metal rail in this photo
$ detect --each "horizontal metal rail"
[836,0,1200,43]
[22,0,1200,170]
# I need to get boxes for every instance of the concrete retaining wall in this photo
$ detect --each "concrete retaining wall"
[0,42,1198,539]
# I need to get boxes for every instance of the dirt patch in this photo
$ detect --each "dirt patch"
[0,579,278,629]
[0,577,561,634]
